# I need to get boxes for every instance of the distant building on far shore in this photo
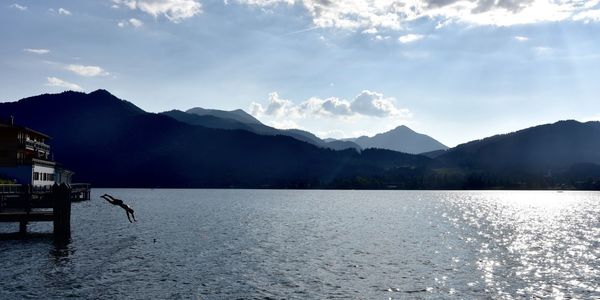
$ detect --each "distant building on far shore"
[0,117,73,186]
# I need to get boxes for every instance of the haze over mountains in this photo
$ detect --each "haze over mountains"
[1,90,599,189]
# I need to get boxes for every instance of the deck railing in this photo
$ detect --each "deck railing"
[0,183,91,201]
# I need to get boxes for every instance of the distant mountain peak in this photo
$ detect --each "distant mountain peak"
[351,125,448,154]
[186,106,262,125]
[390,125,414,133]
[90,89,112,96]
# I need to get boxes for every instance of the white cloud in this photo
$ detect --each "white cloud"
[118,18,144,27]
[65,64,110,77]
[361,28,378,34]
[129,18,144,27]
[514,35,529,41]
[375,35,391,41]
[9,3,27,11]
[237,0,600,29]
[24,48,50,54]
[249,102,265,116]
[572,9,600,23]
[321,97,353,116]
[58,8,72,15]
[265,92,300,117]
[112,0,138,9]
[399,34,424,44]
[350,90,403,117]
[113,0,202,23]
[251,90,409,119]
[45,77,83,91]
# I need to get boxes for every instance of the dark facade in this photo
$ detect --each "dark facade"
[0,119,51,167]
[0,118,71,186]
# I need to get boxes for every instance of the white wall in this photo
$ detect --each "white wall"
[32,164,55,186]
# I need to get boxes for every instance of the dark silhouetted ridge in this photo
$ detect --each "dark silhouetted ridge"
[0,90,428,188]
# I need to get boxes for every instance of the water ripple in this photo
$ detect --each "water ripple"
[1,190,599,299]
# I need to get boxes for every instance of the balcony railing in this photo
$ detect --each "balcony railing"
[22,139,51,151]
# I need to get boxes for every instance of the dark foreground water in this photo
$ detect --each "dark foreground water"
[1,190,599,299]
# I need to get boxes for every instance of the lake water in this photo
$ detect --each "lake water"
[1,190,599,299]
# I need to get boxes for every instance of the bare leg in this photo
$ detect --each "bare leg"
[125,211,133,223]
[130,211,137,222]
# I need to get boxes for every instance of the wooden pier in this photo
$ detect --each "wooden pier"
[70,183,91,201]
[0,183,86,241]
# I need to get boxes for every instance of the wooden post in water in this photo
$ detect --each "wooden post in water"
[19,184,32,235]
[53,183,71,242]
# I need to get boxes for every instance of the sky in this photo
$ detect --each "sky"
[1,0,599,147]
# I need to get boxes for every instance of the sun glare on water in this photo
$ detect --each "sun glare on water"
[443,191,600,298]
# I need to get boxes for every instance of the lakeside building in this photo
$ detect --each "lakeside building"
[0,118,73,187]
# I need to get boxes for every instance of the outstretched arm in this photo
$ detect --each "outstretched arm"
[103,194,118,201]
[101,195,115,204]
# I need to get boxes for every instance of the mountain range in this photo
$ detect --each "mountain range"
[161,108,362,151]
[163,107,448,154]
[0,90,599,189]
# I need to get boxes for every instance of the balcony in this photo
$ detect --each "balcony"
[21,139,51,152]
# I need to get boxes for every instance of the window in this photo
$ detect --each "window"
[33,172,39,180]
[42,173,47,181]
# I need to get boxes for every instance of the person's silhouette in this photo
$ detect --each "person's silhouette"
[101,194,137,223]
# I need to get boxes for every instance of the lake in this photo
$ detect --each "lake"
[1,190,599,299]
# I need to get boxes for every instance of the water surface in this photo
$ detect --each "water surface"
[1,190,599,299]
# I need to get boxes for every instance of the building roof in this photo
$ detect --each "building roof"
[0,123,51,139]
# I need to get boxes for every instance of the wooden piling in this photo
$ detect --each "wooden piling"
[0,183,83,241]
[53,183,71,242]
[19,220,27,234]
[19,184,32,235]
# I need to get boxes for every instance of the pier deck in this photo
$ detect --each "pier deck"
[0,183,73,241]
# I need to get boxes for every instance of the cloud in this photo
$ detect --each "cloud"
[350,90,404,117]
[118,18,143,27]
[129,18,144,27]
[572,9,600,23]
[514,35,529,41]
[399,34,425,44]
[58,8,72,15]
[237,0,600,29]
[321,97,353,116]
[46,77,83,91]
[9,3,27,11]
[252,92,301,118]
[113,0,137,9]
[65,64,110,77]
[251,90,409,119]
[113,0,202,23]
[24,48,50,54]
